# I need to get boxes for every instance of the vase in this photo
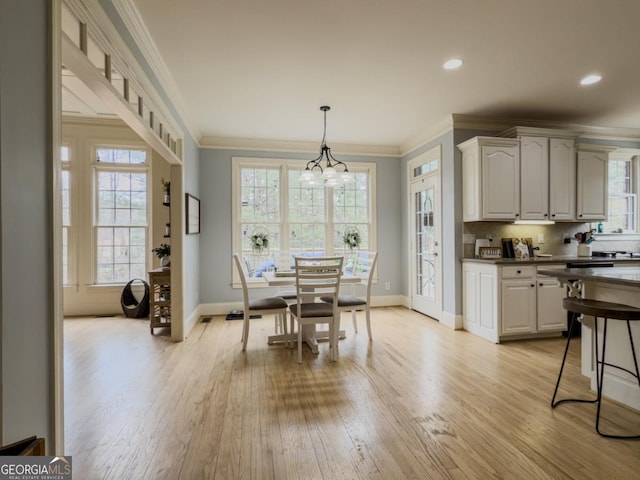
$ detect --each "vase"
[161,256,171,268]
[577,244,592,257]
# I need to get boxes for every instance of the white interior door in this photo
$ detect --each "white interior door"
[410,173,442,319]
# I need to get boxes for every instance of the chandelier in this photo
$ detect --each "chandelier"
[299,106,354,187]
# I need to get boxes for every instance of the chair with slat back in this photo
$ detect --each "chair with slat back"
[321,252,378,340]
[233,254,288,351]
[289,256,344,363]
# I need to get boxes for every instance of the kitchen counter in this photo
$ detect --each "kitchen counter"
[537,266,640,288]
[461,255,640,266]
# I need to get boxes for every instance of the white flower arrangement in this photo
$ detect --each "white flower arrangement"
[342,228,361,251]
[250,231,269,253]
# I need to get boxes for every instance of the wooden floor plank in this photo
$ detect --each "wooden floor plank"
[65,307,640,479]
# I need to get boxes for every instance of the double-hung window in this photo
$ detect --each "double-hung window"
[61,145,71,285]
[94,147,149,284]
[603,151,638,233]
[233,157,376,282]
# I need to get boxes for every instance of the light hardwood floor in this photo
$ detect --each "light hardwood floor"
[64,307,640,479]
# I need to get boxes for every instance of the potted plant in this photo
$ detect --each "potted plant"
[152,243,171,268]
[161,178,170,205]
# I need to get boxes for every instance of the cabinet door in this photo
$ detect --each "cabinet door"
[520,136,549,220]
[577,150,608,220]
[537,277,567,332]
[481,145,520,220]
[463,265,499,343]
[549,138,576,220]
[501,280,536,335]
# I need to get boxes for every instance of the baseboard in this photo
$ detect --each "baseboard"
[370,295,406,307]
[184,305,203,338]
[590,370,640,411]
[440,311,463,330]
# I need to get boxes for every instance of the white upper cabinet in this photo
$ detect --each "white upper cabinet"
[459,137,520,221]
[520,136,549,220]
[576,144,615,221]
[549,138,576,220]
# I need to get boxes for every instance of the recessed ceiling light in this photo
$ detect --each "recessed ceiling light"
[580,73,602,86]
[443,58,463,70]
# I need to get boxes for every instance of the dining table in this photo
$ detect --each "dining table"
[262,270,363,353]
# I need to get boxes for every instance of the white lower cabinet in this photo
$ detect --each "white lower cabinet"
[463,262,566,343]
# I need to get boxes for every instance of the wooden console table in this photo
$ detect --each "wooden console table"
[149,268,171,334]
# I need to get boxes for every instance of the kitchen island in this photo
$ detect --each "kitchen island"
[538,266,640,411]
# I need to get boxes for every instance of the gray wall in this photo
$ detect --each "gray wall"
[198,148,402,304]
[0,0,55,446]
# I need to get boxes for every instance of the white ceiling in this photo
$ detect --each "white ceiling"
[81,0,640,149]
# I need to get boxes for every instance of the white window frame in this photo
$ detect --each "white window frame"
[231,156,377,286]
[91,143,151,285]
[61,139,75,287]
[599,149,640,238]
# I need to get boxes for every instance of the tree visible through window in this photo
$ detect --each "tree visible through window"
[604,156,637,233]
[95,148,148,284]
[235,158,375,279]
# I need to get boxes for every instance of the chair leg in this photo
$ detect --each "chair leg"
[365,305,372,341]
[351,310,358,333]
[274,314,281,335]
[297,321,303,363]
[242,312,250,351]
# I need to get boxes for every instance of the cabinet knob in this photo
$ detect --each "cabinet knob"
[517,270,521,274]
[544,213,548,217]
[539,283,543,286]
[551,214,556,217]
[579,214,583,218]
[515,213,520,217]
[531,284,535,288]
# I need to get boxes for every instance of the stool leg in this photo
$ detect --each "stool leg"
[626,320,640,388]
[551,312,577,408]
[595,318,640,439]
[552,311,598,408]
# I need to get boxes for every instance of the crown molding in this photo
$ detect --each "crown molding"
[200,136,400,157]
[400,116,455,156]
[451,114,640,141]
[111,0,200,144]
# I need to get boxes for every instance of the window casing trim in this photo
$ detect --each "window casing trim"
[231,156,377,287]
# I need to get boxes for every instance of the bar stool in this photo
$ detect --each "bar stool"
[551,297,640,439]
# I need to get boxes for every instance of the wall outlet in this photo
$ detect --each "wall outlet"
[538,233,545,244]
[563,233,571,244]
[385,282,391,290]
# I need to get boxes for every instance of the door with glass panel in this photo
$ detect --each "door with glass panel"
[410,168,442,319]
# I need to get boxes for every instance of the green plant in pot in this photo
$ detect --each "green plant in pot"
[152,243,171,268]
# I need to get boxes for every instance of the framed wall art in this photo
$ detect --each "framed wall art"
[186,193,200,234]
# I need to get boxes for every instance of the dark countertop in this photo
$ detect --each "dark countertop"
[461,255,640,265]
[537,266,640,288]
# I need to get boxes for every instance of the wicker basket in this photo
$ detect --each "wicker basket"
[121,278,150,318]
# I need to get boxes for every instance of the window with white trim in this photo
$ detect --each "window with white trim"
[61,145,71,285]
[94,147,149,284]
[603,152,638,233]
[233,157,376,280]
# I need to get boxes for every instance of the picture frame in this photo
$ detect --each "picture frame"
[186,193,200,235]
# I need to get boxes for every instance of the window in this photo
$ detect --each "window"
[603,152,638,233]
[94,147,148,284]
[61,145,71,285]
[233,157,376,280]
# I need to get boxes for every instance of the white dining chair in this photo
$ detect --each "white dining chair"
[233,254,288,351]
[321,251,378,340]
[289,256,343,363]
